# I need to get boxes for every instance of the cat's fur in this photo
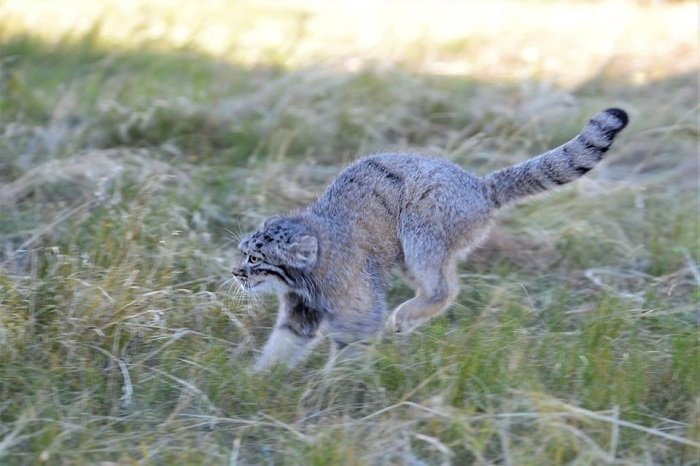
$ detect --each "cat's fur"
[232,108,629,371]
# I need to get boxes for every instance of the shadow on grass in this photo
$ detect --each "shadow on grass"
[2,31,696,170]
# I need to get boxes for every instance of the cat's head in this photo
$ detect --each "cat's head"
[232,217,318,294]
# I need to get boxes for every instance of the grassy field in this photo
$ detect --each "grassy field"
[0,0,698,464]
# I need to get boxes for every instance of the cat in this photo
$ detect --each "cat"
[232,108,629,371]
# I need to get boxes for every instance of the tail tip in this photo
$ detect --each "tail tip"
[602,108,629,130]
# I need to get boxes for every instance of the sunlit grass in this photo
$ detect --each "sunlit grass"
[0,0,695,85]
[0,0,698,464]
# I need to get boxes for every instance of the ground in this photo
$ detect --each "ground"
[0,1,698,464]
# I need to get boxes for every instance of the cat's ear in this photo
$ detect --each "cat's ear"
[261,215,282,228]
[289,234,318,268]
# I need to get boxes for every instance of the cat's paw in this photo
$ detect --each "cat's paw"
[387,312,422,334]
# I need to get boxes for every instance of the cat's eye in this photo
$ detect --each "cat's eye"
[248,255,260,264]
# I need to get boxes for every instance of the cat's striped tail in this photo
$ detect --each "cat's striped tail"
[484,108,629,208]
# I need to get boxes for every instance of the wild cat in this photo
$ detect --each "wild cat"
[232,108,629,371]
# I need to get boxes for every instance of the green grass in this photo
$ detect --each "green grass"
[1,1,698,464]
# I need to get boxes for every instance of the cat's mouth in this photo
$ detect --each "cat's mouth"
[236,277,265,292]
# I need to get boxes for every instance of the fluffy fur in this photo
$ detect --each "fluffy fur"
[232,108,629,371]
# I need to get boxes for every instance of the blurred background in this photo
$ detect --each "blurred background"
[0,1,697,464]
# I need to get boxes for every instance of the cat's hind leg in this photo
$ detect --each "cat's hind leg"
[389,239,460,333]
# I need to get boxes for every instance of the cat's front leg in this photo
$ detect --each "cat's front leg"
[253,292,324,372]
[253,326,321,372]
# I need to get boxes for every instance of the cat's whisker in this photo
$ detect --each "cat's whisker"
[215,276,232,292]
[224,226,242,244]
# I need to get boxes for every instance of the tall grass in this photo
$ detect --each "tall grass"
[0,1,698,464]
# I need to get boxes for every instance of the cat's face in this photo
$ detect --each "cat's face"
[233,218,317,294]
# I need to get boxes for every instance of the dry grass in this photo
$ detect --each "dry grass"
[0,0,698,464]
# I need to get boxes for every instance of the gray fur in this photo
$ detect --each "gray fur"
[232,108,629,371]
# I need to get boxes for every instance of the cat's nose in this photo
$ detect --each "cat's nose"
[231,268,241,276]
